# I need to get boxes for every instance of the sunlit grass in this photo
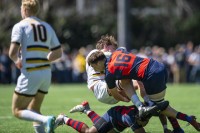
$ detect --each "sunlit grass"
[0,83,199,133]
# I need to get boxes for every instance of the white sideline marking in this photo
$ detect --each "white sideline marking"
[0,116,13,119]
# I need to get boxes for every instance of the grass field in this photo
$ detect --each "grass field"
[0,83,200,133]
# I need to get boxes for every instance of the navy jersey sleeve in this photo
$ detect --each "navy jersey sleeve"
[105,71,116,89]
[115,47,127,52]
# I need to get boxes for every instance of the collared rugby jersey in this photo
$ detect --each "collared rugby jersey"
[105,48,168,95]
[11,16,60,72]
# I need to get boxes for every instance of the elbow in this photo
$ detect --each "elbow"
[55,49,62,60]
[8,52,15,60]
[48,48,62,61]
[58,51,62,58]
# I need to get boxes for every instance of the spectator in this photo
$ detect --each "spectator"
[188,45,200,83]
[185,41,194,82]
[174,44,187,83]
[72,47,86,82]
[0,47,12,84]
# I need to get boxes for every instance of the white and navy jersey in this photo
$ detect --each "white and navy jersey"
[86,62,105,89]
[86,49,113,89]
[85,49,105,89]
[11,16,60,72]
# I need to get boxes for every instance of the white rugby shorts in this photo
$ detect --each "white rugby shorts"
[15,69,51,96]
[93,80,119,104]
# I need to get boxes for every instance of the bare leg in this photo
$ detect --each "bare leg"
[161,105,200,131]
[28,92,46,133]
[120,79,143,107]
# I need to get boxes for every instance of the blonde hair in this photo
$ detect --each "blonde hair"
[96,35,118,50]
[22,0,40,15]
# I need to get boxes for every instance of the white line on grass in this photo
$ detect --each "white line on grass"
[0,116,13,119]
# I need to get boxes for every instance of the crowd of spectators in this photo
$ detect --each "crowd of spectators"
[1,41,200,84]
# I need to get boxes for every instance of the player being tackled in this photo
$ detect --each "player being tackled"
[69,101,169,118]
[54,100,169,133]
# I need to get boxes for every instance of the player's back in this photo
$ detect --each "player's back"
[106,48,150,81]
[105,105,140,132]
[13,16,59,72]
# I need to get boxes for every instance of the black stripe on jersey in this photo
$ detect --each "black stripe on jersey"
[27,45,49,51]
[26,64,50,71]
[26,58,49,63]
[14,91,35,97]
[38,90,48,94]
[50,45,61,51]
[27,45,49,49]
[11,42,20,45]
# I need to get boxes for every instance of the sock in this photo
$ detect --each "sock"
[33,123,45,133]
[176,112,192,122]
[87,111,101,124]
[63,116,69,124]
[143,95,154,106]
[66,118,84,132]
[131,94,143,108]
[163,124,168,130]
[83,109,91,114]
[20,110,48,123]
[168,117,182,130]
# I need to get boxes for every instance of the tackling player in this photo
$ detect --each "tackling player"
[9,0,62,133]
[86,35,155,117]
[86,35,183,132]
[87,48,200,132]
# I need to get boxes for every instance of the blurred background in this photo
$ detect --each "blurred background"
[0,0,200,84]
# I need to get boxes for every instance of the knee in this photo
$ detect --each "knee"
[12,107,21,118]
[80,124,88,132]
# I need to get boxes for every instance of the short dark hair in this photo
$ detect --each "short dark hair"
[87,51,106,65]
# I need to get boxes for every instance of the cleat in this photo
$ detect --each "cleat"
[172,128,184,133]
[54,114,66,129]
[138,105,157,119]
[69,101,90,113]
[46,115,56,133]
[156,101,169,111]
[164,128,172,133]
[139,101,169,119]
[153,101,169,116]
[189,116,200,131]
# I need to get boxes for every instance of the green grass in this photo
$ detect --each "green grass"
[0,83,200,133]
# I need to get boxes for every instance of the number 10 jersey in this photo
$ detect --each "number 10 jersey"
[11,16,60,73]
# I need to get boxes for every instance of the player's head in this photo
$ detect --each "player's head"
[87,51,106,72]
[21,0,40,18]
[96,35,118,52]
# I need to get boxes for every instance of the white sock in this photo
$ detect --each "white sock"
[86,110,92,115]
[131,94,143,108]
[64,116,69,124]
[20,110,48,123]
[33,123,45,133]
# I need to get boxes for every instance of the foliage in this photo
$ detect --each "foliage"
[0,0,200,50]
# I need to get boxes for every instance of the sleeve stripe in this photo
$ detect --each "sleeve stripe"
[11,42,20,45]
[50,45,61,51]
